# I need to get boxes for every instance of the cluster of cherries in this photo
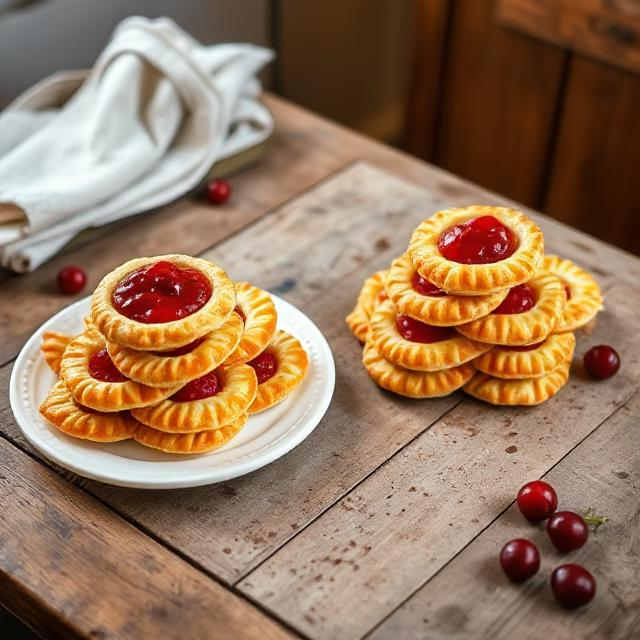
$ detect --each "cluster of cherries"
[500,480,604,608]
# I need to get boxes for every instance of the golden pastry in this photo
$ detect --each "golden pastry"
[346,270,388,342]
[41,331,73,375]
[408,206,544,295]
[362,341,475,398]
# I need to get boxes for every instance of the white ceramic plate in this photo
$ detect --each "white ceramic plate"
[10,295,334,489]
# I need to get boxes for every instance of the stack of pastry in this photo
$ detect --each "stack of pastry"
[39,255,308,454]
[347,206,603,406]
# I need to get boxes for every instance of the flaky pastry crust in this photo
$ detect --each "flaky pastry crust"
[91,254,236,350]
[42,331,73,375]
[346,270,388,342]
[544,255,603,332]
[131,363,257,432]
[345,303,370,343]
[386,254,509,326]
[369,299,491,371]
[133,413,247,454]
[362,342,474,398]
[472,332,575,379]
[60,330,178,411]
[464,360,570,405]
[407,206,544,295]
[39,380,137,442]
[249,330,309,414]
[107,313,243,387]
[455,272,565,345]
[225,282,277,365]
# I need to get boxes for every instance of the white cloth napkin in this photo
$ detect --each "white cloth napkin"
[0,16,274,272]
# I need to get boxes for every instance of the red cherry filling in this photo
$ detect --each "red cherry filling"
[235,306,246,323]
[412,272,446,297]
[248,351,278,384]
[438,215,518,264]
[88,349,128,383]
[493,284,535,315]
[395,314,455,343]
[154,337,206,357]
[562,281,572,301]
[505,340,545,352]
[171,370,220,402]
[112,260,212,324]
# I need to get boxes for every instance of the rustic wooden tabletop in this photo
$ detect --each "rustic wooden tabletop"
[0,94,638,640]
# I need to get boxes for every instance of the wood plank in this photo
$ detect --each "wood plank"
[545,56,640,256]
[433,0,566,207]
[0,436,294,640]
[370,391,640,640]
[237,280,640,639]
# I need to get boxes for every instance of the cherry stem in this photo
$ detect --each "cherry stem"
[583,507,608,530]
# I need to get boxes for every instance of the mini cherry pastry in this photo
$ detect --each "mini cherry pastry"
[249,351,278,384]
[41,331,73,375]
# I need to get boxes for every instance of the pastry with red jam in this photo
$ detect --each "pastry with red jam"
[225,282,278,365]
[91,255,236,351]
[130,363,257,433]
[346,270,388,343]
[472,332,575,379]
[455,272,566,346]
[407,206,544,295]
[385,254,509,326]
[248,330,309,414]
[59,330,179,412]
[543,255,603,332]
[368,299,491,372]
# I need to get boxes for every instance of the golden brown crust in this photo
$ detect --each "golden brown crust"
[472,332,575,379]
[345,303,370,343]
[133,414,247,454]
[225,282,278,365]
[131,363,257,432]
[107,313,243,387]
[249,331,309,414]
[385,254,509,326]
[60,330,178,411]
[362,342,475,398]
[41,331,73,375]
[455,272,566,346]
[464,360,570,405]
[39,380,137,442]
[345,270,388,342]
[544,255,604,332]
[368,299,492,371]
[91,254,236,350]
[407,206,544,295]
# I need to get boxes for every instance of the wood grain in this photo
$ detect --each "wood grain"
[370,391,640,640]
[237,282,640,639]
[0,437,293,640]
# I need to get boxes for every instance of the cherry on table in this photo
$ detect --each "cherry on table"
[516,480,558,522]
[547,511,588,552]
[206,179,232,205]
[551,564,596,608]
[584,345,620,380]
[57,265,87,295]
[499,538,540,583]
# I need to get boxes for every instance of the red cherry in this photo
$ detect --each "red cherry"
[584,345,620,380]
[206,179,232,205]
[499,539,540,583]
[492,284,536,315]
[248,351,278,384]
[57,265,87,295]
[411,272,447,297]
[171,370,220,402]
[438,215,518,264]
[547,511,588,552]
[395,314,455,343]
[551,564,596,608]
[516,480,558,522]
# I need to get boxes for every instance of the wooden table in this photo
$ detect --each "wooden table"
[0,94,638,640]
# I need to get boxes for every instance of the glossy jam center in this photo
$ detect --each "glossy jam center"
[493,284,536,315]
[112,260,212,324]
[88,349,128,383]
[171,370,220,402]
[562,281,572,301]
[438,215,518,264]
[505,341,545,352]
[235,306,246,323]
[154,337,206,357]
[412,272,446,297]
[395,314,455,343]
[248,351,278,384]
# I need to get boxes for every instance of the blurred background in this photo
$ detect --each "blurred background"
[0,0,638,254]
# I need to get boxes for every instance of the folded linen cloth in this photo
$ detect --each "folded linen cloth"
[0,16,274,272]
